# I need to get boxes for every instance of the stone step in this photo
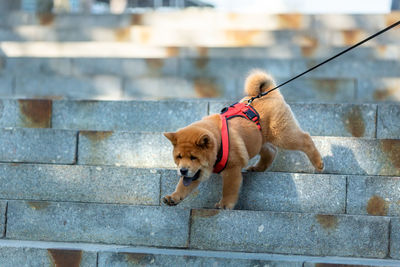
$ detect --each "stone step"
[2,11,399,31]
[4,57,400,79]
[2,42,400,59]
[1,57,399,101]
[0,127,76,164]
[2,26,400,46]
[4,200,398,258]
[77,132,400,176]
[0,163,347,214]
[0,99,386,137]
[189,209,395,258]
[1,74,399,103]
[6,201,191,248]
[0,163,399,216]
[0,164,160,206]
[164,170,400,217]
[1,239,400,267]
[0,126,398,176]
[0,244,97,267]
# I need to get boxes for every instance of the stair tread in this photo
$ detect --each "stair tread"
[1,239,400,267]
[1,99,400,138]
[0,163,399,215]
[0,126,398,175]
[3,200,393,258]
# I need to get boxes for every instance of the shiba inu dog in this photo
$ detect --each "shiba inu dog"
[163,70,324,209]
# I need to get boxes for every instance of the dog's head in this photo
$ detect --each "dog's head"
[164,126,217,186]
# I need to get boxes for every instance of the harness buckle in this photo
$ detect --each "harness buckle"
[243,108,257,120]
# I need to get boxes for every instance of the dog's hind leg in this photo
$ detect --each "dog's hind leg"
[215,166,243,210]
[246,142,277,172]
[275,130,324,172]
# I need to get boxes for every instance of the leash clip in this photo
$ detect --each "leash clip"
[247,94,261,106]
[246,99,253,106]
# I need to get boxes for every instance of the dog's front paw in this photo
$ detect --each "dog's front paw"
[215,200,235,210]
[162,194,182,206]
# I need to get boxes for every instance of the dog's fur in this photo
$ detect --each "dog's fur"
[163,70,324,209]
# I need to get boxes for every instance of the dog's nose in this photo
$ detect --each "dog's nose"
[180,168,188,176]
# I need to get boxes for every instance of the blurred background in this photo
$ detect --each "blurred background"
[0,0,399,101]
[1,0,397,14]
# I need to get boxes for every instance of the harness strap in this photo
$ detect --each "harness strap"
[213,116,229,173]
[213,102,261,174]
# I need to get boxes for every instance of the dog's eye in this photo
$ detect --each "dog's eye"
[190,155,197,161]
[176,154,182,159]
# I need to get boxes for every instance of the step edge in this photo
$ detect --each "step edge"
[0,239,399,265]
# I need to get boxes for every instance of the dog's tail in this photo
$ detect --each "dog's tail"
[244,69,276,97]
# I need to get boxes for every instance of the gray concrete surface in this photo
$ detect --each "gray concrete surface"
[190,209,390,258]
[7,201,190,247]
[0,164,160,205]
[0,128,76,164]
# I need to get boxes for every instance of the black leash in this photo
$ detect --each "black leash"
[247,20,400,105]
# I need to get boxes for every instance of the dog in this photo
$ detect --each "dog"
[163,70,324,209]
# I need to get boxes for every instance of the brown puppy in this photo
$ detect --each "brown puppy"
[163,70,324,209]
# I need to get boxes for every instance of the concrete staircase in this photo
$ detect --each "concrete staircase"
[0,98,399,266]
[0,10,399,266]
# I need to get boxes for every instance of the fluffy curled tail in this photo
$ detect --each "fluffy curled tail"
[244,69,276,97]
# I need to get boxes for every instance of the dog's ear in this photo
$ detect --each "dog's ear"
[196,133,211,149]
[164,132,177,145]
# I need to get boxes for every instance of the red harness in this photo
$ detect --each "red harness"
[213,102,262,174]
